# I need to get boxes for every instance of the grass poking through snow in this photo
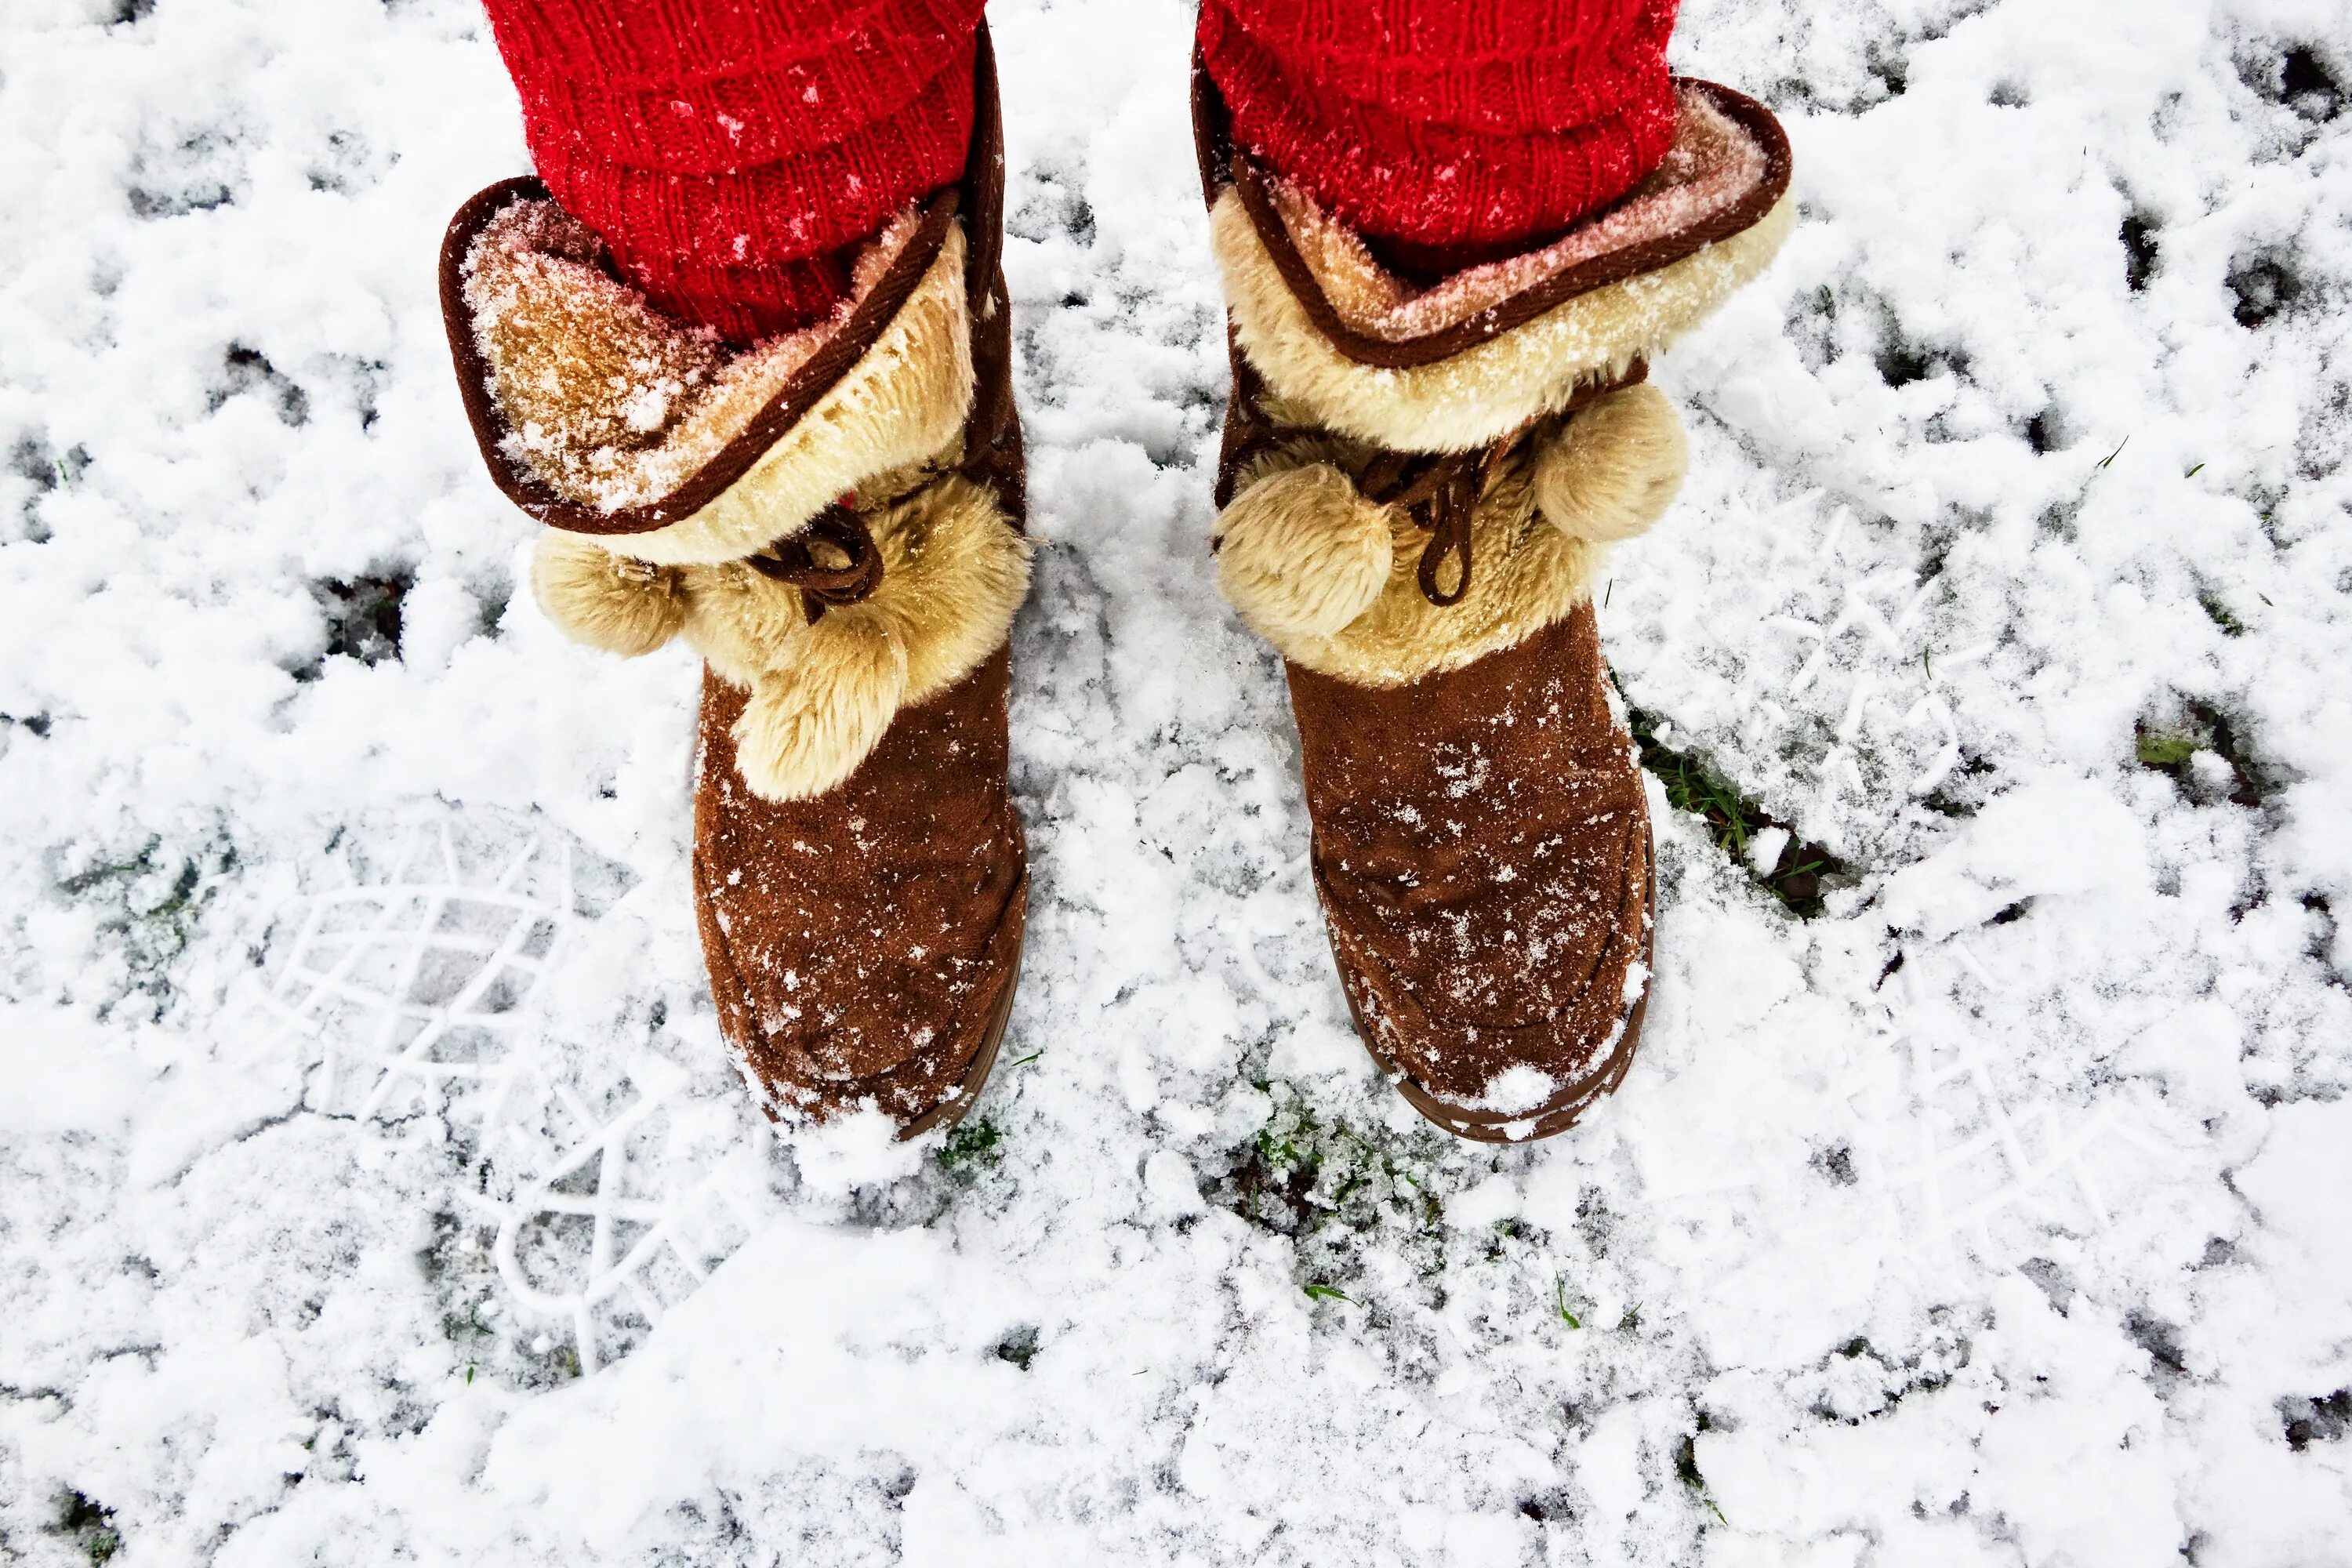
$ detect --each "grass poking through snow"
[1620,698,1852,917]
[2136,700,2263,808]
[938,1118,1004,1178]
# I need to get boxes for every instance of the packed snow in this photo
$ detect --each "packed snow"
[3,0,2350,1563]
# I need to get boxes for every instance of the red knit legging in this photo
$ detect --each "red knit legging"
[478,0,1679,343]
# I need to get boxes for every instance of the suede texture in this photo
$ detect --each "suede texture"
[695,646,1025,1131]
[1287,606,1652,1140]
[445,27,1029,1137]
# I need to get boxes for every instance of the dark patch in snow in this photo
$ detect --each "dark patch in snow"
[128,129,243,218]
[1675,1417,1729,1523]
[1874,310,1947,389]
[1806,1323,1969,1425]
[8,433,90,542]
[2025,408,2072,454]
[2125,1309,2189,1382]
[938,1116,1004,1180]
[51,831,237,1018]
[2135,699,2265,808]
[52,1490,120,1564]
[1915,502,1985,583]
[1007,159,1096,249]
[1920,751,2000,822]
[306,129,390,196]
[1203,1078,1478,1311]
[9,433,90,495]
[2227,256,2303,329]
[2018,1257,2073,1316]
[1864,41,1908,103]
[2122,212,2160,293]
[2198,591,2247,638]
[307,572,411,672]
[2279,47,2346,122]
[318,354,390,431]
[2300,894,2342,979]
[2243,43,2347,124]
[2281,1388,2351,1450]
[212,345,310,427]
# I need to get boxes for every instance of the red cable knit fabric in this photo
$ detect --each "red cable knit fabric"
[477,0,1679,340]
[1198,0,1682,267]
[478,0,985,343]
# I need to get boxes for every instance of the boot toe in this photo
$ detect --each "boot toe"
[692,653,1027,1139]
[697,854,1025,1136]
[1285,605,1658,1142]
[1321,824,1653,1142]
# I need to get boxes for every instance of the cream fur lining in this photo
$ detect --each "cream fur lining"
[1214,387,1684,686]
[1270,88,1769,344]
[466,205,975,567]
[1212,187,1794,454]
[533,473,1029,800]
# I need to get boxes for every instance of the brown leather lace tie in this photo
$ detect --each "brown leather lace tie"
[747,503,883,624]
[1359,430,1527,608]
[1352,361,1651,608]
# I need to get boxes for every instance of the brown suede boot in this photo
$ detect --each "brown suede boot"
[441,30,1029,1138]
[1196,67,1793,1141]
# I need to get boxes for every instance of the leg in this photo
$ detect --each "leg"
[478,0,985,342]
[1197,0,1682,274]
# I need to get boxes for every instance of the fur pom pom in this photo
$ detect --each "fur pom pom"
[678,564,814,692]
[531,531,687,655]
[1533,382,1689,544]
[1216,463,1396,642]
[851,475,1032,702]
[730,615,909,802]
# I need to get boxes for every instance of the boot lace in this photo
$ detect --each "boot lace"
[746,503,881,624]
[1358,428,1529,608]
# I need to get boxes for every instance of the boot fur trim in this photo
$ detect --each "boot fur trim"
[533,472,1030,799]
[1208,81,1792,455]
[1215,458,1396,644]
[1214,186,1790,454]
[448,186,975,568]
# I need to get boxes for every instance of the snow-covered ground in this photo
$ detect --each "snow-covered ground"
[4,0,2350,1561]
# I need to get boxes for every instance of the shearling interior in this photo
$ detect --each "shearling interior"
[461,198,924,515]
[1269,86,1772,343]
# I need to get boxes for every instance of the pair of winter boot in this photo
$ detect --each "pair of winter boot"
[440,28,1792,1144]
